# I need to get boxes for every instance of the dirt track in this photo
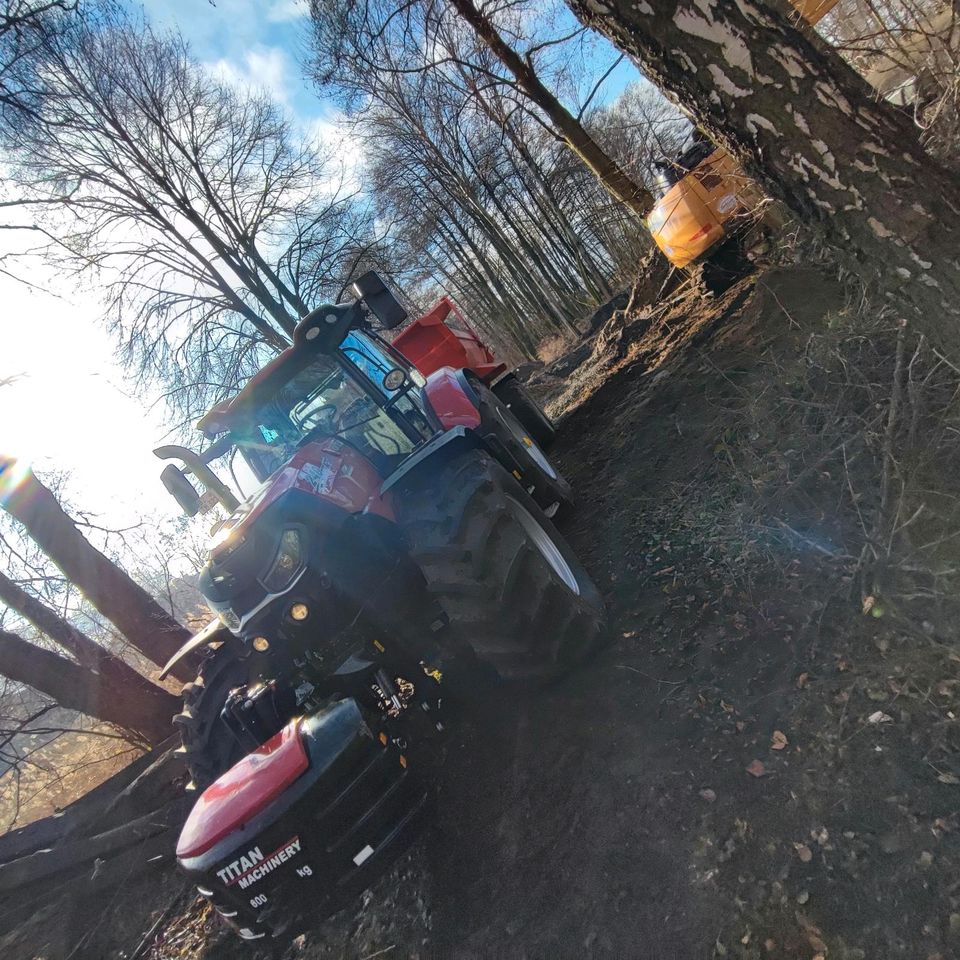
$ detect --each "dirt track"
[6,265,960,959]
[289,264,960,960]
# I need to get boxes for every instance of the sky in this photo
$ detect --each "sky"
[0,0,640,525]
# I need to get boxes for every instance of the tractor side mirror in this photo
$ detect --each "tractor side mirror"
[351,271,408,330]
[161,464,201,517]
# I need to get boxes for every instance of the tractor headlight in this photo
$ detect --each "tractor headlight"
[261,528,303,593]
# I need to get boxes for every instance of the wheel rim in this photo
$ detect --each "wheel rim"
[499,408,557,479]
[505,495,580,596]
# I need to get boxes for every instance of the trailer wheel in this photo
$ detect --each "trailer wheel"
[473,378,571,516]
[491,373,556,449]
[400,450,606,683]
[173,643,249,791]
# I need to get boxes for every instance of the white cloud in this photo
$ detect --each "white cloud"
[206,46,291,106]
[266,0,308,23]
[306,113,365,190]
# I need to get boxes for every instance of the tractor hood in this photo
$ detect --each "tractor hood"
[199,439,394,633]
[209,439,395,563]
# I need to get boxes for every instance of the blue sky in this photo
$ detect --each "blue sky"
[139,0,325,122]
[137,0,640,132]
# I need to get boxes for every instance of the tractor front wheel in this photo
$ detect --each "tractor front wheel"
[400,450,606,683]
[173,642,250,791]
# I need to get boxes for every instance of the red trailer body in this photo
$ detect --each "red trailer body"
[392,297,506,383]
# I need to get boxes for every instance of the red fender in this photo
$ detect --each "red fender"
[423,367,481,431]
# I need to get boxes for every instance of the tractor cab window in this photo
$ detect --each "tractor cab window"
[235,352,420,480]
[338,331,433,442]
[340,332,397,393]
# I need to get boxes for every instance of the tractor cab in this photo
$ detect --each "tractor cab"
[156,273,435,518]
[198,328,433,483]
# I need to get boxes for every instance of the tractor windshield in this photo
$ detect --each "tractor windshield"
[234,332,433,480]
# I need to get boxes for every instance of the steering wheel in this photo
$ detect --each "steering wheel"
[301,403,339,433]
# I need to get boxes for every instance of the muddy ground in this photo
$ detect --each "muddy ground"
[5,264,960,959]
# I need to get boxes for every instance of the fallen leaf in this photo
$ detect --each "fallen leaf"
[794,843,813,863]
[868,711,893,724]
[771,730,788,750]
[796,912,827,953]
[862,595,875,614]
[746,759,766,778]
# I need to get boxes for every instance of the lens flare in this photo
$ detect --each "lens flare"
[0,456,32,508]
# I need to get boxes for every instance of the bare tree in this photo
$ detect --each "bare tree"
[0,459,195,681]
[2,4,385,421]
[0,1,75,116]
[311,0,673,352]
[311,0,652,211]
[0,629,173,743]
[444,0,653,215]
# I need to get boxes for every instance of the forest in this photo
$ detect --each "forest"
[1,0,960,957]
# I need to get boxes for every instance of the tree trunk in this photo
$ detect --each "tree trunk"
[448,0,654,217]
[0,571,179,722]
[565,0,960,329]
[0,630,178,744]
[0,463,195,682]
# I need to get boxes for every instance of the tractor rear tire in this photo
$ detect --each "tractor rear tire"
[492,374,556,449]
[399,450,607,683]
[173,643,250,791]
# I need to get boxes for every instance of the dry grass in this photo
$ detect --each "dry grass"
[0,716,140,830]
[701,267,960,647]
[535,333,573,365]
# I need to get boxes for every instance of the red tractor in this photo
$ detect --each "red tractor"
[155,274,604,941]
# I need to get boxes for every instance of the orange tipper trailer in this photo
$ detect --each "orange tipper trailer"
[646,0,839,270]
